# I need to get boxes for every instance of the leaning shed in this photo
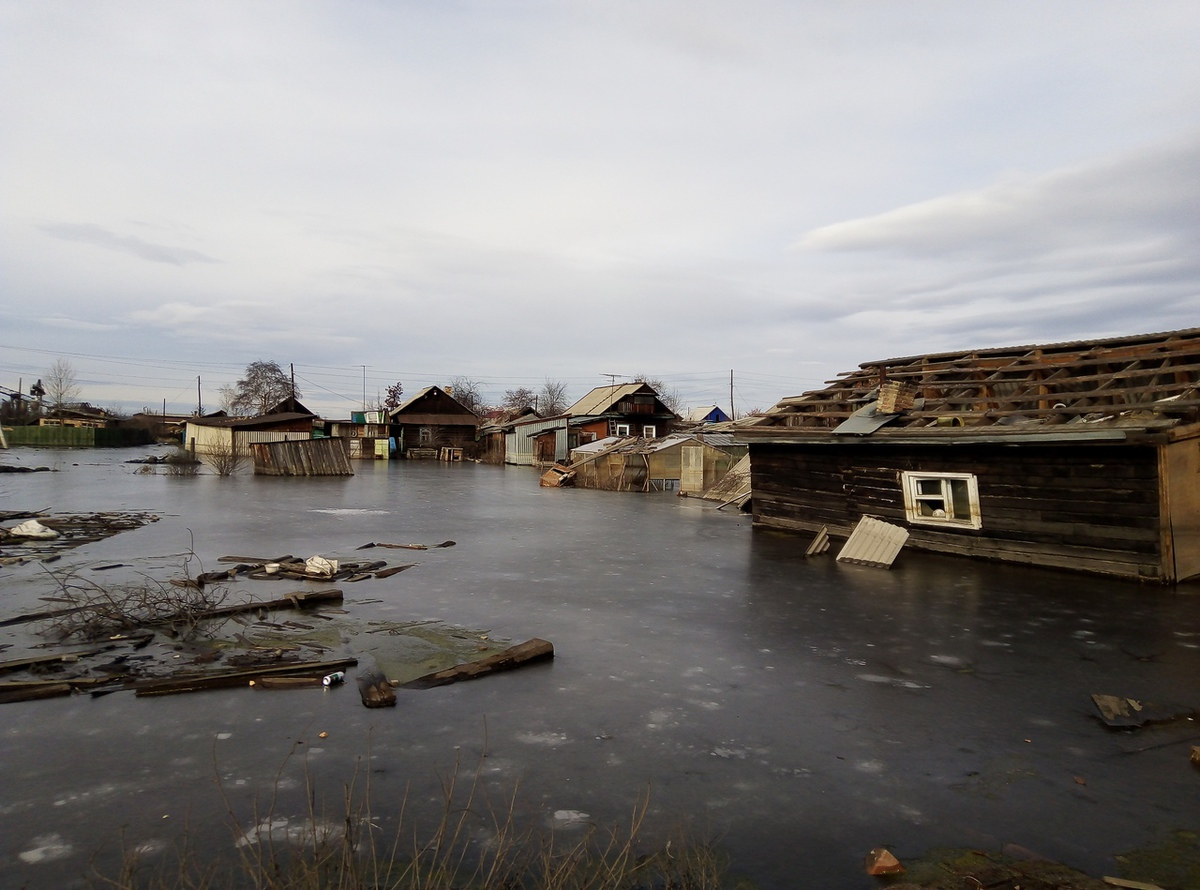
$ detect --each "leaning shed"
[737,328,1200,583]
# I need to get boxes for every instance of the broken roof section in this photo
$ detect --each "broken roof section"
[743,327,1200,443]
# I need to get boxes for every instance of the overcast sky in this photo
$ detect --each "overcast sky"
[3,2,1199,417]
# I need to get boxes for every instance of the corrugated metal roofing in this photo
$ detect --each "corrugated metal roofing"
[836,517,909,568]
[565,383,653,416]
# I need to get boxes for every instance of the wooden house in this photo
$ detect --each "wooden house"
[737,328,1200,583]
[564,383,678,440]
[388,386,479,458]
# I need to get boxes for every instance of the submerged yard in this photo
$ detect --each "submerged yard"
[1,448,1199,888]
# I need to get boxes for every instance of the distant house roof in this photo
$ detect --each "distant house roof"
[566,382,675,417]
[268,397,315,416]
[687,405,731,423]
[389,386,478,421]
[741,327,1200,444]
[185,412,316,431]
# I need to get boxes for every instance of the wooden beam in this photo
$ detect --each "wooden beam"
[401,638,554,689]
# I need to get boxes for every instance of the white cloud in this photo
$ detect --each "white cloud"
[3,3,1200,413]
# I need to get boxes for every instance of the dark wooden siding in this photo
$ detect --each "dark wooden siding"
[749,442,1166,580]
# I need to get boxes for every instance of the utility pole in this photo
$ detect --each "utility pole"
[362,366,367,411]
[730,369,735,420]
[197,376,203,416]
[290,363,296,400]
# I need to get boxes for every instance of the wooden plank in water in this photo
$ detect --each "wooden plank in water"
[133,657,359,697]
[402,638,554,689]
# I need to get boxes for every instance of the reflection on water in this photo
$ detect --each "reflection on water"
[2,448,1199,888]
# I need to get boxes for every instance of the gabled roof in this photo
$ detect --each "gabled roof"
[686,405,730,423]
[268,396,315,416]
[565,382,669,416]
[742,327,1200,444]
[389,385,478,420]
[185,412,316,430]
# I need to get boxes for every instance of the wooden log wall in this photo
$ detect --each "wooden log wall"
[750,442,1167,580]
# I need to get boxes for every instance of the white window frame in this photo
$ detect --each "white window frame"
[614,423,631,436]
[642,424,656,438]
[418,427,432,444]
[901,471,982,530]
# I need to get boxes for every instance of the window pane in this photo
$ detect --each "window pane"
[949,479,971,519]
[917,479,941,496]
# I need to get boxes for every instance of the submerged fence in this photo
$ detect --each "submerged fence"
[2,426,152,447]
[250,437,354,476]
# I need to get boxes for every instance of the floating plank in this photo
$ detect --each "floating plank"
[805,526,830,557]
[373,564,415,579]
[402,638,554,689]
[0,682,74,704]
[253,676,326,690]
[133,657,359,697]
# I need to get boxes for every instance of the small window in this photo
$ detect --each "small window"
[901,471,982,529]
[418,427,432,444]
[643,425,657,438]
[614,423,631,436]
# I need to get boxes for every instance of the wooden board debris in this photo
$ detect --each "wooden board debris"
[401,638,554,689]
[1092,693,1197,728]
[133,657,359,697]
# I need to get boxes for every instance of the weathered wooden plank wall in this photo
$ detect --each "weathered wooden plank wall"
[251,438,354,476]
[750,442,1167,580]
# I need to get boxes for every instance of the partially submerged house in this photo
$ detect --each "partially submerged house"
[565,383,678,442]
[503,383,679,468]
[568,433,739,493]
[183,412,318,456]
[737,328,1200,583]
[388,386,479,458]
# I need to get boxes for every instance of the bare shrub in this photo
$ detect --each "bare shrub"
[163,447,200,476]
[203,440,244,476]
[38,571,229,642]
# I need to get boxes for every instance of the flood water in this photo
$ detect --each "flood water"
[2,447,1199,888]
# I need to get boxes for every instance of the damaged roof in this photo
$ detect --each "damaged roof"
[741,327,1200,444]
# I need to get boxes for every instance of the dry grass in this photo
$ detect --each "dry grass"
[94,745,728,890]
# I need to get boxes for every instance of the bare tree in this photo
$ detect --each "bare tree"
[447,376,485,414]
[383,381,405,411]
[501,387,537,412]
[216,384,239,415]
[45,359,81,412]
[229,360,297,416]
[538,379,569,416]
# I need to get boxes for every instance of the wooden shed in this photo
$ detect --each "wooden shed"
[737,328,1200,583]
[183,413,317,456]
[569,434,737,493]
